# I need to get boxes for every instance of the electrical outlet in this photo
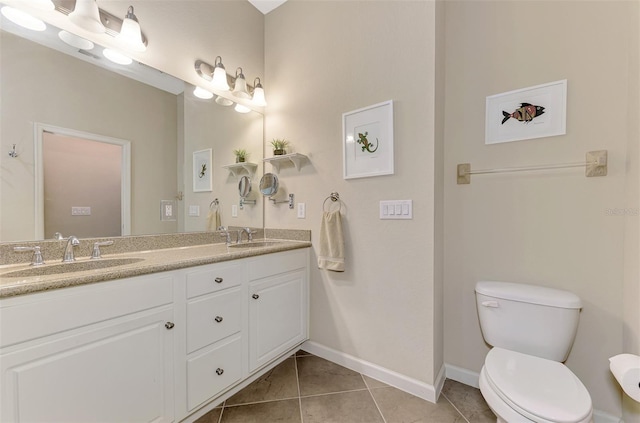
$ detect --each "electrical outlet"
[297,202,306,219]
[71,206,91,216]
[232,204,238,217]
[161,200,176,221]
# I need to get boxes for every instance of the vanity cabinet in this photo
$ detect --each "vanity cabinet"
[248,249,309,372]
[0,274,175,423]
[0,247,309,423]
[183,262,246,412]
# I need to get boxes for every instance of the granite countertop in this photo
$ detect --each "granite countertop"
[0,239,311,299]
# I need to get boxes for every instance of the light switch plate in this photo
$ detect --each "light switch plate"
[188,205,200,217]
[297,202,305,219]
[380,200,412,219]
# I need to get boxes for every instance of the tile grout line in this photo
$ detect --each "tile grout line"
[295,354,304,423]
[440,392,471,423]
[299,387,370,399]
[362,373,388,423]
[217,400,225,423]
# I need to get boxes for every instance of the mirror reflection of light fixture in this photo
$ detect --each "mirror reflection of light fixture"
[234,103,251,113]
[103,48,132,65]
[69,0,106,33]
[1,6,47,31]
[58,30,94,50]
[252,77,267,107]
[212,56,230,91]
[116,6,146,52]
[232,67,250,99]
[193,86,214,99]
[215,96,234,106]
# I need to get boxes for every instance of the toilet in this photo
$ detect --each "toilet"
[475,281,593,423]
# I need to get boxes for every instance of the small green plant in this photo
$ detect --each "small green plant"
[270,139,290,155]
[233,149,248,162]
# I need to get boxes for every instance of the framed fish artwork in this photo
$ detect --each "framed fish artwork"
[343,100,394,179]
[485,80,567,144]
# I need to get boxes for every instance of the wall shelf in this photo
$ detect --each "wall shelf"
[222,162,258,178]
[263,153,308,173]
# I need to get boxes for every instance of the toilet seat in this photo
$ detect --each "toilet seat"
[484,348,592,423]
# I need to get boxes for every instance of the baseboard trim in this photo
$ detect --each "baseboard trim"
[445,363,480,389]
[444,363,622,423]
[301,340,442,403]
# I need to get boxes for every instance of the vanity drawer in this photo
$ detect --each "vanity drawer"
[187,288,242,353]
[186,262,244,299]
[187,335,242,411]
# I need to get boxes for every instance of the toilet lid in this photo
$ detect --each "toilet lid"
[485,348,592,423]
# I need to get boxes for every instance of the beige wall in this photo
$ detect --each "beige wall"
[623,2,640,420]
[265,1,441,384]
[443,1,638,417]
[0,32,178,241]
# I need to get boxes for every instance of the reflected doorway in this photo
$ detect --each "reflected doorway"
[35,124,131,240]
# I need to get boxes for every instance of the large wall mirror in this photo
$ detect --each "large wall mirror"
[0,15,264,242]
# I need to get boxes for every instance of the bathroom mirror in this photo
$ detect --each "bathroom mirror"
[238,176,252,198]
[259,173,279,197]
[0,19,264,242]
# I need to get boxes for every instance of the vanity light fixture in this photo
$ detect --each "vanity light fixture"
[193,86,214,100]
[68,0,106,33]
[116,6,146,52]
[232,67,251,99]
[215,96,234,106]
[103,48,132,65]
[212,56,230,91]
[252,77,267,107]
[1,6,47,31]
[58,30,94,50]
[234,103,251,114]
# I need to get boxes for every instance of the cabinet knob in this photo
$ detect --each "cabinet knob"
[214,277,223,283]
[215,368,224,376]
[165,322,175,330]
[214,316,223,323]
[252,294,259,300]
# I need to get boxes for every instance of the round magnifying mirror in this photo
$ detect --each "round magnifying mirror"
[259,173,279,196]
[238,175,252,198]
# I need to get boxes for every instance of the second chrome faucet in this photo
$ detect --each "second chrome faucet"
[62,236,80,263]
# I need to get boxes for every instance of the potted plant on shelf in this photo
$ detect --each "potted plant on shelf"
[271,139,290,156]
[233,149,248,163]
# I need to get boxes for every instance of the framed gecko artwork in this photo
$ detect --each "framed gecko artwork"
[342,100,394,179]
[485,80,567,144]
[193,148,212,192]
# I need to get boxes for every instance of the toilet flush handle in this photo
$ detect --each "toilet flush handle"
[482,300,499,308]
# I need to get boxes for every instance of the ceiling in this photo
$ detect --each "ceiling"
[248,0,287,14]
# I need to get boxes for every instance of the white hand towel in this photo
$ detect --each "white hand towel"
[318,210,345,272]
[206,208,221,231]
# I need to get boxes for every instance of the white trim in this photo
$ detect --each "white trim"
[33,123,131,239]
[301,340,440,403]
[444,362,622,423]
[445,363,480,389]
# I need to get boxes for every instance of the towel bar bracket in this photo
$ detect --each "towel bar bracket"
[269,193,295,209]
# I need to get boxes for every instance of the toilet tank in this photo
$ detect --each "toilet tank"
[475,281,582,362]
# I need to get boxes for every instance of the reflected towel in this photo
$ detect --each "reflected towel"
[206,208,221,231]
[318,210,345,272]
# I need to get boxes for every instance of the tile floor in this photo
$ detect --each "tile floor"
[195,349,496,423]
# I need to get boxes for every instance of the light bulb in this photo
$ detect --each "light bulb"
[103,48,132,65]
[234,103,251,114]
[193,87,214,99]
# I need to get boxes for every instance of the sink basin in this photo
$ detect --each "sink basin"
[228,241,283,249]
[1,258,145,278]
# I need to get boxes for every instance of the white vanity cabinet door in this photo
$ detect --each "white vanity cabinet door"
[248,250,309,372]
[0,306,175,423]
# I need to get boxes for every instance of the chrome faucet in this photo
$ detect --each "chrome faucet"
[62,236,80,263]
[218,227,232,245]
[237,227,257,243]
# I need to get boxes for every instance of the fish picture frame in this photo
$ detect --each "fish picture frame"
[343,100,394,179]
[485,80,567,144]
[193,148,212,192]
